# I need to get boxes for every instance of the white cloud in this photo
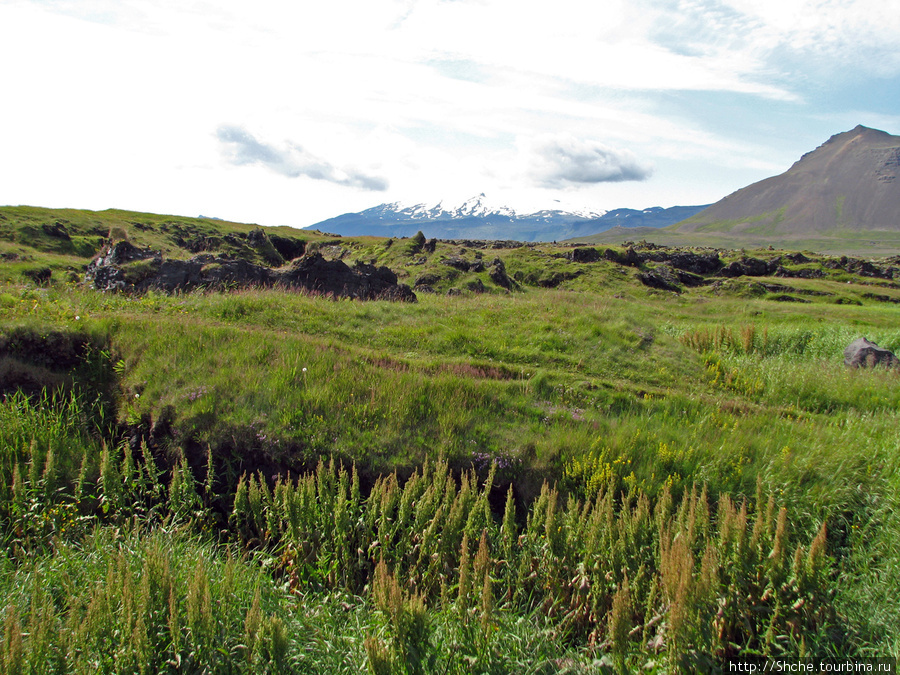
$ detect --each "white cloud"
[216,125,389,190]
[724,0,900,52]
[387,0,795,99]
[525,135,654,187]
[651,0,900,79]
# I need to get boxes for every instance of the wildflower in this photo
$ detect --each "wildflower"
[302,367,307,373]
[75,315,80,320]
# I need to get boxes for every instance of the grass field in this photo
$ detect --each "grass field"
[1,206,899,671]
[563,224,900,257]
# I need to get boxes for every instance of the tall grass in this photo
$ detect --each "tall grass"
[229,458,848,665]
[0,527,292,674]
[0,391,105,554]
[678,322,900,360]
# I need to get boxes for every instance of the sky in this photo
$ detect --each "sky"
[2,0,899,228]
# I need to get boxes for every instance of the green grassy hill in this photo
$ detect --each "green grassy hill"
[2,206,899,670]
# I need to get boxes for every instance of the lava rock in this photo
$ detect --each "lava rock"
[603,247,641,266]
[642,251,723,275]
[22,267,52,285]
[844,338,900,368]
[268,234,306,261]
[488,258,514,289]
[42,221,71,240]
[414,273,442,287]
[568,247,601,263]
[719,257,775,277]
[673,269,706,287]
[281,254,417,301]
[85,242,416,301]
[638,266,681,292]
[774,266,825,279]
[465,278,486,293]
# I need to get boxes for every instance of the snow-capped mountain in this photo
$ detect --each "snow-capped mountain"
[364,194,606,225]
[395,194,524,220]
[308,194,707,242]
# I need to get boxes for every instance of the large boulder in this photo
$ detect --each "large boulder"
[843,338,899,368]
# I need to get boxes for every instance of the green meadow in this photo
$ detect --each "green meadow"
[1,207,899,672]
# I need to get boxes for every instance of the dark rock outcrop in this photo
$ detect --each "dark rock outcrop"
[600,246,721,275]
[846,259,890,279]
[488,258,514,289]
[22,267,52,285]
[536,271,582,288]
[268,234,306,261]
[42,221,71,240]
[465,278,486,293]
[93,240,151,266]
[414,273,443,288]
[774,266,825,279]
[440,255,484,273]
[673,269,706,287]
[642,250,723,275]
[280,254,416,301]
[440,239,529,250]
[568,247,601,263]
[718,257,777,278]
[768,294,810,303]
[85,242,416,301]
[861,292,900,304]
[844,338,899,368]
[603,247,641,266]
[823,256,895,279]
[638,266,682,292]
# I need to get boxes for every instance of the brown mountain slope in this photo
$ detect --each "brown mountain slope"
[676,125,900,235]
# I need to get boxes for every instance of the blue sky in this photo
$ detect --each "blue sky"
[1,0,899,226]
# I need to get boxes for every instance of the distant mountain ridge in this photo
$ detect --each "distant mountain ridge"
[677,125,900,235]
[309,194,708,242]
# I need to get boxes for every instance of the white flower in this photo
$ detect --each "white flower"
[302,367,307,373]
[75,315,80,320]
[134,394,140,398]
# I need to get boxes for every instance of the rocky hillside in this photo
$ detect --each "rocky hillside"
[677,125,900,235]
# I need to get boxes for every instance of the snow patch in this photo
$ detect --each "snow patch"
[381,193,605,221]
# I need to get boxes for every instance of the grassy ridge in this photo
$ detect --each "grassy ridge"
[563,224,900,256]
